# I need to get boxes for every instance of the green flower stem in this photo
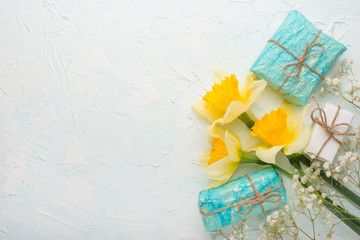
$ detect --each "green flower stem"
[288,154,360,235]
[239,151,293,178]
[236,112,360,234]
[297,153,360,211]
[237,116,360,211]
[239,150,259,163]
[238,112,255,129]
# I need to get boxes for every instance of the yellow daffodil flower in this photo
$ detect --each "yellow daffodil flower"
[199,127,257,189]
[249,102,311,164]
[193,69,267,125]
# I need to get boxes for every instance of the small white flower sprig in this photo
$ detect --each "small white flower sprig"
[321,59,360,109]
[260,160,351,240]
[259,61,360,239]
[215,221,250,240]
[211,61,360,239]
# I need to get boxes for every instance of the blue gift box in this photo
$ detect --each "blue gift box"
[251,10,346,106]
[198,167,286,232]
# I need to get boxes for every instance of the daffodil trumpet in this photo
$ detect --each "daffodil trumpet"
[238,102,360,211]
[249,101,311,164]
[235,103,360,234]
[192,69,266,126]
[199,127,289,189]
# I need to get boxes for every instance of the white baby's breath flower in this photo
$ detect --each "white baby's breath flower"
[334,201,338,207]
[313,161,321,169]
[271,211,279,219]
[325,76,332,85]
[335,166,341,172]
[308,186,314,192]
[294,212,299,217]
[323,162,330,169]
[306,203,313,209]
[301,176,308,184]
[335,92,341,97]
[244,224,249,231]
[266,215,271,223]
[292,174,299,181]
[278,228,285,234]
[310,194,317,201]
[330,191,336,196]
[321,87,325,95]
[326,171,331,178]
[270,220,277,227]
[322,193,327,198]
[354,82,360,89]
[284,204,289,211]
[332,78,341,85]
[343,176,349,183]
[348,75,355,81]
[318,200,323,205]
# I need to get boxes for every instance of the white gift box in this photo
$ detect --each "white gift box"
[305,103,354,163]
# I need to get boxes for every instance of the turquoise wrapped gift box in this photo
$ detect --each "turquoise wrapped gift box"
[198,167,287,232]
[251,10,346,106]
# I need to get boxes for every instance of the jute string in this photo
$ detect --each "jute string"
[268,30,325,91]
[200,174,283,217]
[310,96,354,159]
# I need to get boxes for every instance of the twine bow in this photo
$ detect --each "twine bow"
[310,96,354,159]
[268,30,325,91]
[200,174,283,217]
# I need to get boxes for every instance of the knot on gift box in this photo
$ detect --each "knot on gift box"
[200,174,283,217]
[310,96,355,159]
[268,30,325,91]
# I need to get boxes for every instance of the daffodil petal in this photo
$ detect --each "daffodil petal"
[255,144,284,164]
[214,69,230,84]
[192,100,224,123]
[199,148,211,167]
[284,126,312,155]
[222,101,248,124]
[208,119,225,140]
[243,72,255,94]
[245,80,267,106]
[205,157,238,181]
[279,101,296,119]
[224,130,242,161]
[207,179,229,189]
[278,101,311,141]
[245,143,265,152]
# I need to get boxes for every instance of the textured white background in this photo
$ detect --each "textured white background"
[0,0,360,239]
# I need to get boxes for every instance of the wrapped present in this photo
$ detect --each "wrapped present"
[198,167,286,231]
[251,10,347,106]
[305,99,354,163]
